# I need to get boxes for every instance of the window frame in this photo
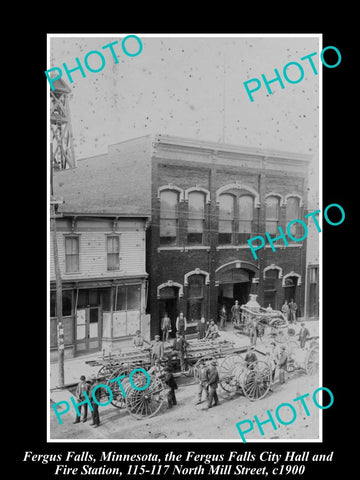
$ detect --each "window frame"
[218,191,256,245]
[106,234,120,271]
[64,234,80,274]
[159,189,180,246]
[187,191,206,245]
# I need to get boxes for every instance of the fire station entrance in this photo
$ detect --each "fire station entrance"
[216,263,257,316]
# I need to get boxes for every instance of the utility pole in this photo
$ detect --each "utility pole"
[50,143,65,387]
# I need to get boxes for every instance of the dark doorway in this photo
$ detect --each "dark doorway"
[158,286,179,338]
[233,281,251,305]
[217,268,253,318]
[283,276,298,303]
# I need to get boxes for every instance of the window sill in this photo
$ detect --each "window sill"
[216,245,250,250]
[184,246,210,252]
[157,246,184,252]
[265,243,303,248]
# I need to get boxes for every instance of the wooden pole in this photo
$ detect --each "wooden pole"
[50,143,65,387]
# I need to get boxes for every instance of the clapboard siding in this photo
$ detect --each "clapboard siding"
[50,218,147,281]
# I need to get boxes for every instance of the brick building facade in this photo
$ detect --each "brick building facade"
[53,134,315,343]
[145,135,311,338]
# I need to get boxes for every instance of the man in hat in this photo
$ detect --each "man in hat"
[161,366,178,408]
[73,375,89,424]
[133,330,151,348]
[195,358,209,404]
[298,322,310,348]
[172,331,189,371]
[88,375,101,427]
[278,346,288,384]
[151,335,164,365]
[206,360,220,408]
[245,346,258,368]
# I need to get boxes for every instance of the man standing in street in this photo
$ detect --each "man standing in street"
[172,332,189,371]
[88,375,101,428]
[151,335,164,365]
[231,300,242,326]
[289,299,298,323]
[162,366,178,408]
[195,358,209,405]
[281,300,290,322]
[249,317,257,346]
[161,312,172,343]
[219,305,227,330]
[206,360,219,408]
[176,312,187,336]
[73,375,89,424]
[298,322,310,348]
[278,346,288,384]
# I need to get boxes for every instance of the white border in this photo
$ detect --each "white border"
[47,33,323,444]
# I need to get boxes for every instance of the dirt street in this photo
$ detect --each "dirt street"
[50,368,320,442]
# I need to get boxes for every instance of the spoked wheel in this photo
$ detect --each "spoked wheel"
[218,355,246,393]
[97,363,118,380]
[242,360,271,401]
[193,355,216,382]
[106,367,128,408]
[125,376,166,419]
[305,344,319,375]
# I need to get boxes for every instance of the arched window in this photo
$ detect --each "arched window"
[219,194,234,244]
[286,196,301,239]
[238,195,254,243]
[187,191,205,245]
[160,190,179,245]
[266,196,280,234]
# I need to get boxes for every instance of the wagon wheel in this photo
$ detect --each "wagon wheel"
[242,360,271,401]
[105,367,128,408]
[97,363,118,379]
[193,355,216,382]
[218,355,246,393]
[125,376,166,419]
[305,344,319,375]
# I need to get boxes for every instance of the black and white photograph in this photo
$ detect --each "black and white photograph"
[47,34,324,443]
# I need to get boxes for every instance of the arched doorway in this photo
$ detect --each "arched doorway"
[158,284,181,337]
[216,262,258,315]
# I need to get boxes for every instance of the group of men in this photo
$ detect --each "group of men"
[72,374,102,427]
[281,299,298,323]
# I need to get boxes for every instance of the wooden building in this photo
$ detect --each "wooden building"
[50,155,150,360]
